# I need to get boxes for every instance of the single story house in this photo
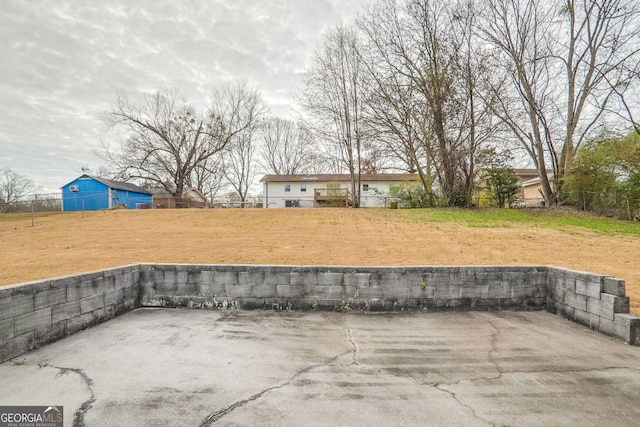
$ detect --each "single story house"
[61,175,153,211]
[150,188,207,208]
[260,174,420,208]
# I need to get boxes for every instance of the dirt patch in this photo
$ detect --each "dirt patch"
[2,208,639,314]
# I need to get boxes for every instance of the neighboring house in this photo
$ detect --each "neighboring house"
[150,188,207,208]
[260,174,420,208]
[512,169,540,188]
[521,174,555,206]
[61,175,152,211]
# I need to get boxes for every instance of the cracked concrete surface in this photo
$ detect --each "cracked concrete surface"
[2,309,640,426]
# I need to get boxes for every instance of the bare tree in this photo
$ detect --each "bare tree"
[302,25,367,207]
[260,118,318,175]
[221,113,266,206]
[0,168,36,213]
[102,82,264,199]
[357,0,498,206]
[479,0,640,205]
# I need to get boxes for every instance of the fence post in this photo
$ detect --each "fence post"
[31,200,35,227]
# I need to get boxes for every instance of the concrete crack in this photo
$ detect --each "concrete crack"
[441,364,640,389]
[347,327,359,366]
[53,366,95,427]
[199,350,352,426]
[480,313,502,377]
[433,383,496,427]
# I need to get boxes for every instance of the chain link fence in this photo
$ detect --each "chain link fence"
[0,194,62,214]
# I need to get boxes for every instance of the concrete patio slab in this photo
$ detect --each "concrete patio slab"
[1,309,640,426]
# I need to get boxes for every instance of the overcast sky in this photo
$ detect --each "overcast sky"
[0,0,368,194]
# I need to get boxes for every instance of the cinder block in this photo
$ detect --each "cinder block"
[188,270,213,286]
[510,282,536,298]
[586,297,614,320]
[66,312,95,335]
[557,305,575,319]
[408,283,435,299]
[599,314,639,343]
[369,271,400,288]
[0,294,35,321]
[600,293,630,314]
[214,270,240,286]
[460,284,488,299]
[250,284,276,298]
[317,272,344,287]
[0,333,34,363]
[576,279,603,299]
[449,271,477,287]
[122,285,138,300]
[557,275,576,292]
[564,291,587,311]
[275,284,304,298]
[309,285,344,300]
[224,284,253,298]
[104,288,124,306]
[505,271,527,287]
[238,269,265,286]
[603,277,626,297]
[34,286,67,310]
[67,278,111,301]
[353,286,384,300]
[487,280,510,298]
[423,272,451,289]
[113,272,134,290]
[546,297,557,314]
[291,271,318,288]
[176,283,198,296]
[51,301,81,323]
[0,318,15,341]
[14,307,52,336]
[614,313,640,327]
[175,270,188,285]
[197,280,225,297]
[80,294,105,314]
[434,282,461,299]
[152,281,177,295]
[34,321,67,346]
[115,298,137,315]
[137,269,156,287]
[574,308,600,329]
[344,273,370,290]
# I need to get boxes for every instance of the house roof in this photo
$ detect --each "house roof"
[512,169,539,179]
[62,175,153,195]
[522,174,555,187]
[260,173,420,183]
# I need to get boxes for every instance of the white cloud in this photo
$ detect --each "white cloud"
[0,0,367,192]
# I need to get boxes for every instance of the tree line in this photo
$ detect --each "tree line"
[302,0,640,208]
[7,0,636,214]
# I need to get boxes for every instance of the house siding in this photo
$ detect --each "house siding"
[263,179,406,208]
[62,176,152,211]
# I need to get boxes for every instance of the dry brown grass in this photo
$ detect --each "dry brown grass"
[2,208,639,314]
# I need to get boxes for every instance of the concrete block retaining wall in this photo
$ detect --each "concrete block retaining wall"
[1,264,638,363]
[138,265,549,312]
[0,265,140,363]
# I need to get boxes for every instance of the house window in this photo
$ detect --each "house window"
[284,184,291,192]
[285,200,299,207]
[363,184,369,192]
[300,184,307,192]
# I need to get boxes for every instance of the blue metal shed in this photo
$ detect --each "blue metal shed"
[61,175,153,211]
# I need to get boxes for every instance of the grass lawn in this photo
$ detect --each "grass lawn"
[2,207,639,314]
